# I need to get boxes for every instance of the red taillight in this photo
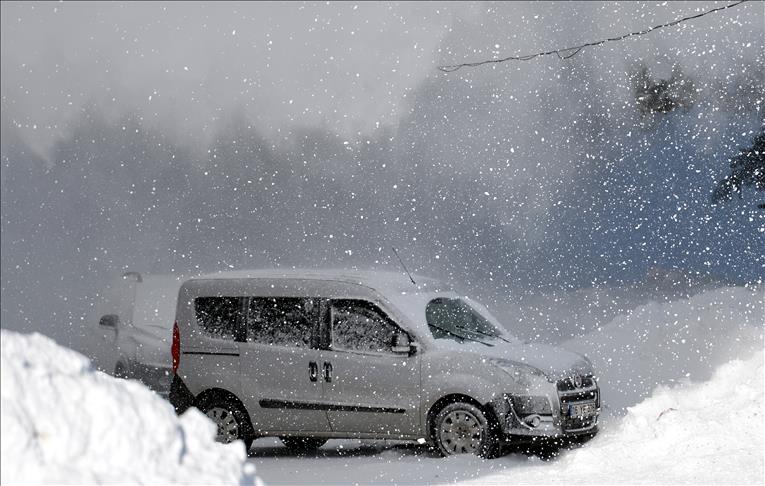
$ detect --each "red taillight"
[172,321,180,374]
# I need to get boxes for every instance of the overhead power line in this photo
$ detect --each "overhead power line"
[438,1,750,73]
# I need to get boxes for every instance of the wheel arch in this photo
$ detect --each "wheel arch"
[194,387,256,438]
[426,393,500,439]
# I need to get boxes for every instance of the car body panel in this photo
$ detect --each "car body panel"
[317,347,421,435]
[239,343,332,433]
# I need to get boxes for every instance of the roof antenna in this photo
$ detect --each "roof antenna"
[392,247,417,286]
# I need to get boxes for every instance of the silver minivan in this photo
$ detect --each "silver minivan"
[169,270,599,457]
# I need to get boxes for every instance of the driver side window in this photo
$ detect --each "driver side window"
[330,299,401,354]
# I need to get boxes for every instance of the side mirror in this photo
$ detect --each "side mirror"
[99,314,120,328]
[392,331,416,355]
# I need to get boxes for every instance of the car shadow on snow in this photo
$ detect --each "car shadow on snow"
[248,437,598,485]
[247,439,428,459]
[247,435,594,461]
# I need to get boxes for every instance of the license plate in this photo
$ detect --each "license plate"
[567,401,597,418]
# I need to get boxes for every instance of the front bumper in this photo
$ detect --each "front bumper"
[492,379,600,439]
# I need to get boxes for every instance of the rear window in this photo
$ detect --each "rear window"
[194,297,244,340]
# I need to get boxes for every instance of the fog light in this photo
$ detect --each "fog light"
[508,395,553,415]
[524,414,541,428]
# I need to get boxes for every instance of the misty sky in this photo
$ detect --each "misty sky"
[1,1,763,344]
[4,2,761,155]
[2,1,457,156]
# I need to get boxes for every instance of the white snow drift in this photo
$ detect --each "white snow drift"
[564,286,765,414]
[456,351,765,485]
[0,329,260,485]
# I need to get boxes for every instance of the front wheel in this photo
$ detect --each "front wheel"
[432,402,501,458]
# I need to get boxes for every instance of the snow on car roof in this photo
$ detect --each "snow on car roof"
[189,268,451,294]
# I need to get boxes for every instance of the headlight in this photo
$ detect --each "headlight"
[489,359,550,387]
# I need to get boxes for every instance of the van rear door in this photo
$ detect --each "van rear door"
[181,296,244,401]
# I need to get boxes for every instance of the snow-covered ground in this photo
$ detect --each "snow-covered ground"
[0,330,260,485]
[1,286,762,484]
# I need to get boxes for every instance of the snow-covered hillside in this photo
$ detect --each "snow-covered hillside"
[454,351,765,485]
[0,330,260,485]
[564,285,764,414]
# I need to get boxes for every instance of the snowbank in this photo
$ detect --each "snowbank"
[456,351,765,485]
[563,286,764,414]
[0,330,260,485]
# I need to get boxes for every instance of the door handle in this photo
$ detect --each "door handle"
[309,361,318,382]
[323,362,332,383]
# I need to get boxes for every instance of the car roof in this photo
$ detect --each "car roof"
[188,268,450,295]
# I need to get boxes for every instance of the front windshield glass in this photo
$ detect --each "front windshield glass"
[426,297,501,343]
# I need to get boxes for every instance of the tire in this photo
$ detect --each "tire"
[432,402,501,458]
[279,436,328,454]
[196,396,254,451]
[114,362,128,379]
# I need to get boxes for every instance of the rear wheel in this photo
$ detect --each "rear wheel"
[432,402,501,458]
[197,397,254,451]
[280,436,328,454]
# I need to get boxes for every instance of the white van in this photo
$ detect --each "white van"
[169,269,600,457]
[93,272,184,396]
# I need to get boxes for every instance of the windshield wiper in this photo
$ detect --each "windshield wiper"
[454,325,515,345]
[428,323,494,347]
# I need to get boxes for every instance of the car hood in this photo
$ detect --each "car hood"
[434,338,594,381]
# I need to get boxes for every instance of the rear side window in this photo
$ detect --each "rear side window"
[247,297,315,348]
[194,297,244,340]
[331,299,400,354]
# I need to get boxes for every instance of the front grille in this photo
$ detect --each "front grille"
[557,375,596,391]
[558,378,600,433]
[559,389,599,405]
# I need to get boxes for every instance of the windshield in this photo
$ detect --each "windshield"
[426,297,502,343]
